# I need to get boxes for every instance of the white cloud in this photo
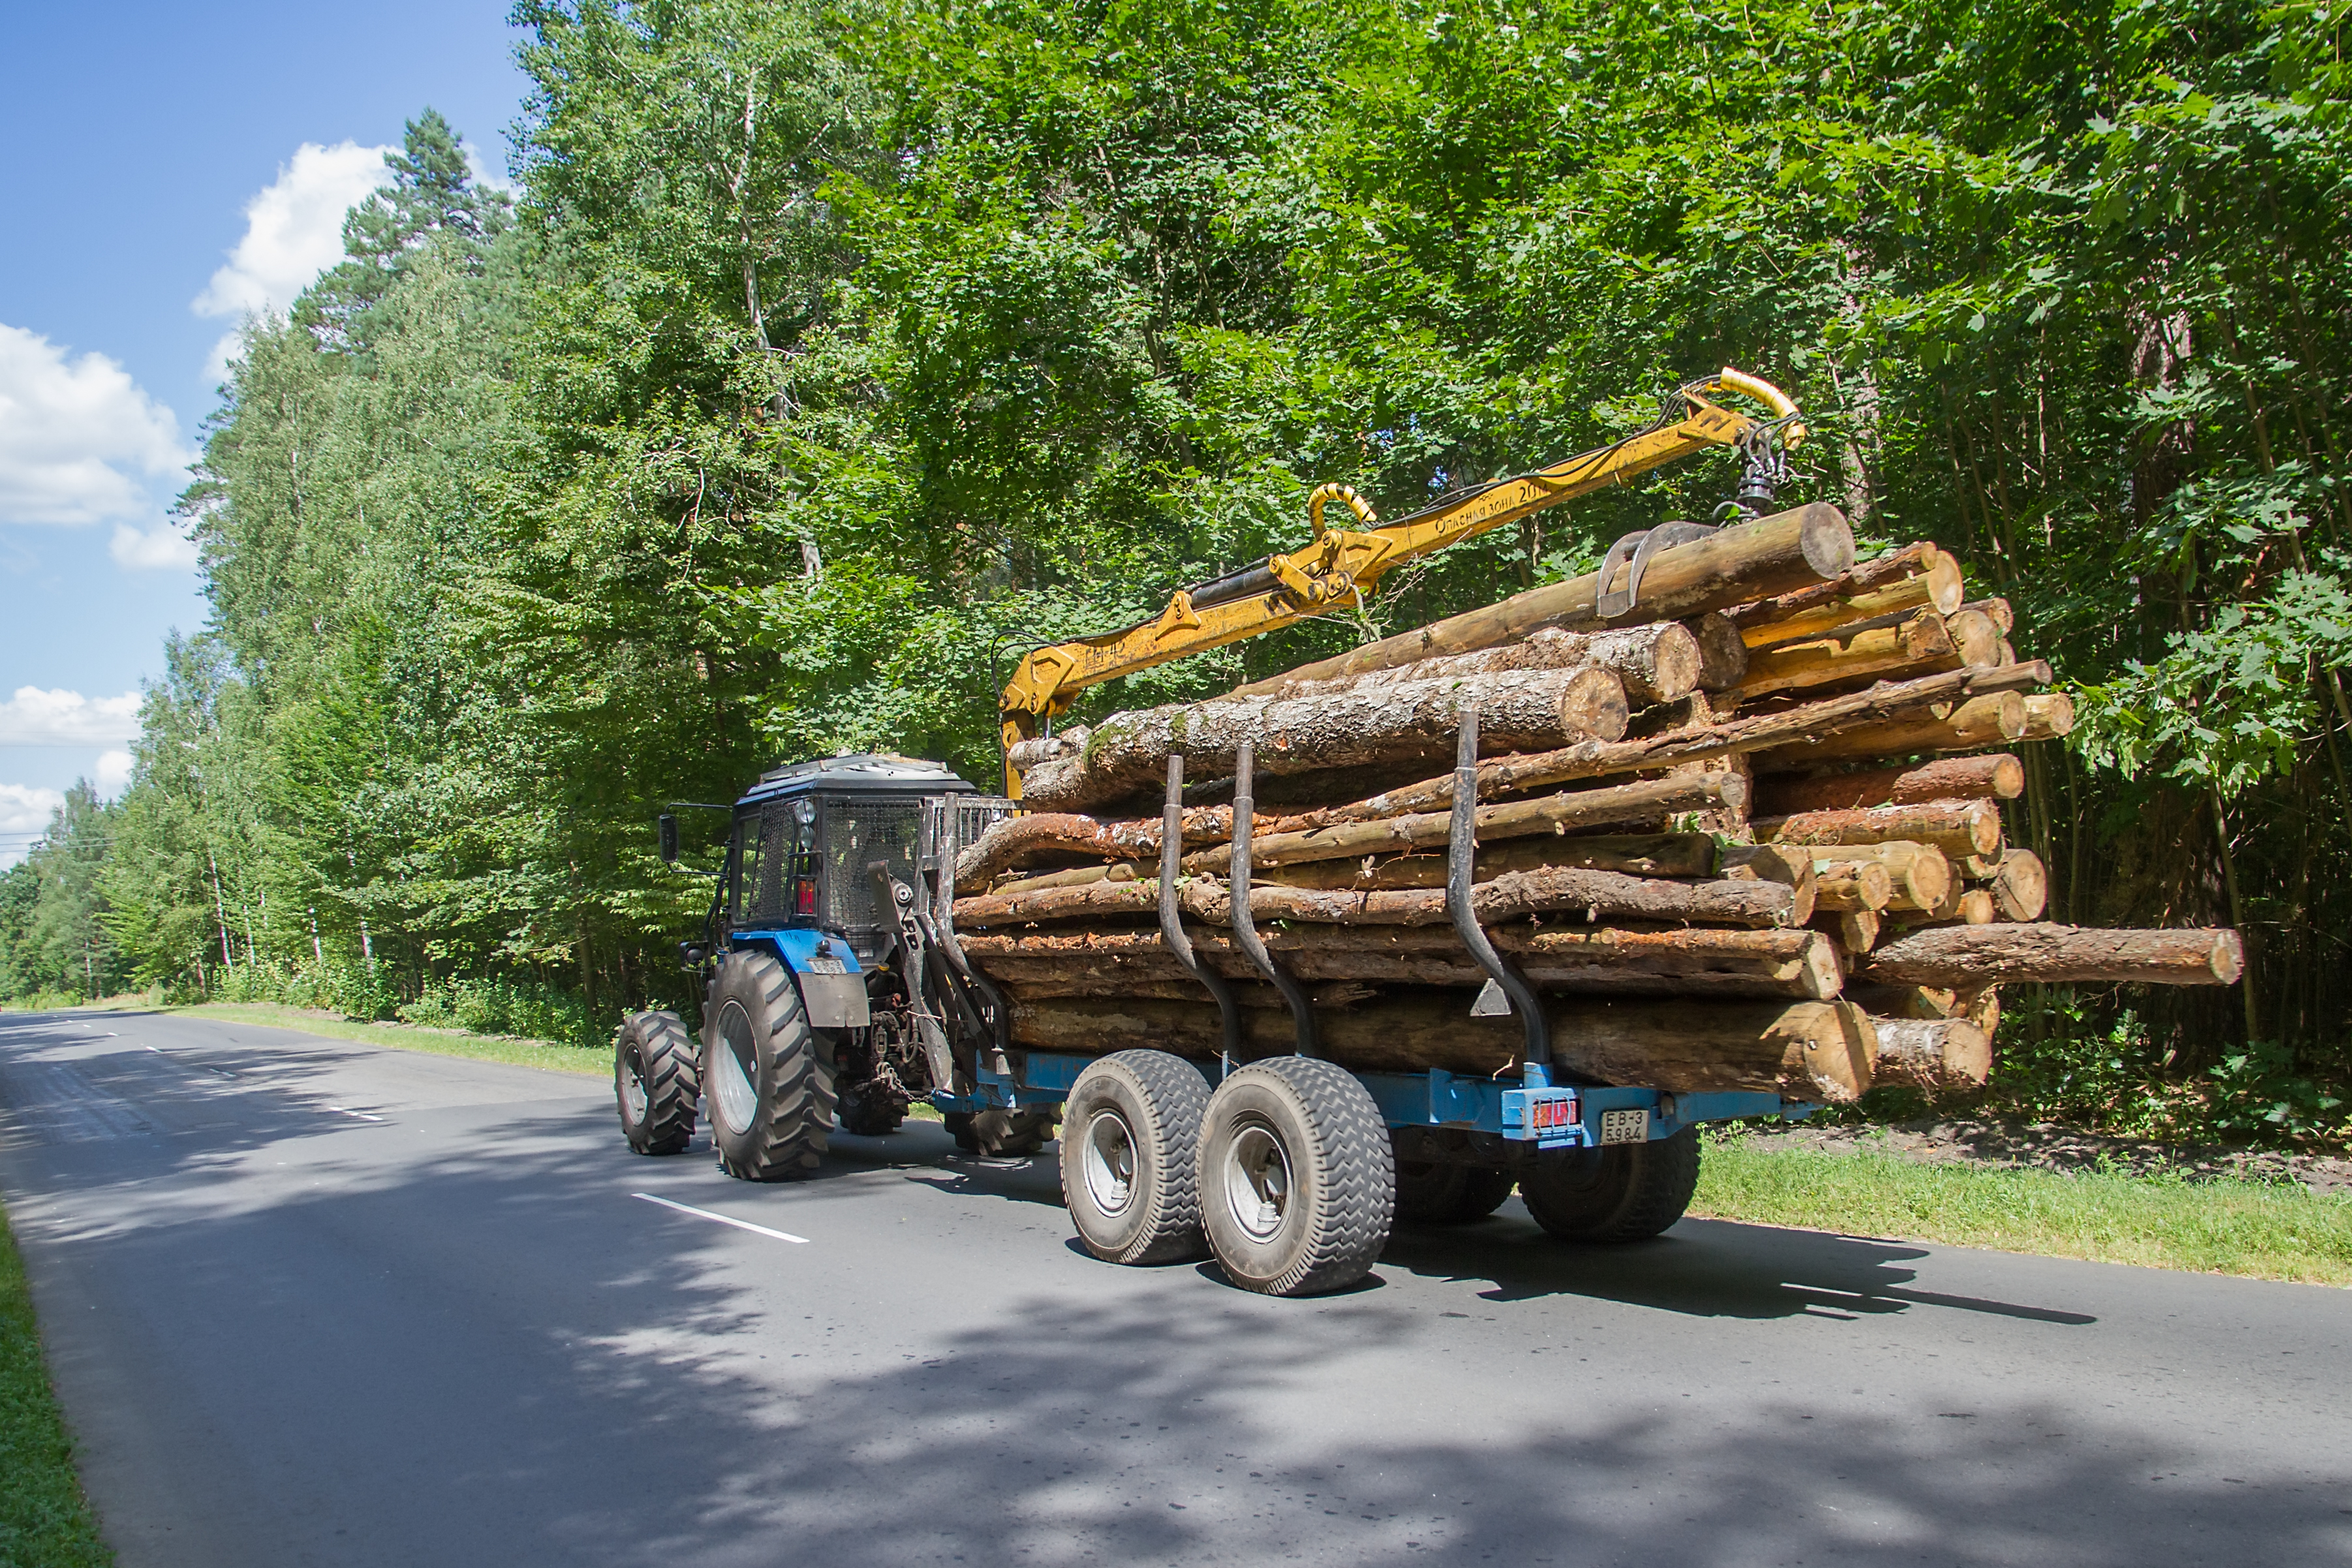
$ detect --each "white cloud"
[0,688,143,746]
[0,323,192,527]
[194,140,392,380]
[0,782,65,869]
[109,519,200,572]
[95,750,134,797]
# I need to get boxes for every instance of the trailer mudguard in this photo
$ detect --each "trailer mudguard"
[738,929,872,1029]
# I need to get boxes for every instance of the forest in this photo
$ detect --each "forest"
[3,0,2348,1139]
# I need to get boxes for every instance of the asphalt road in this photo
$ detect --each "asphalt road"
[1,1009,2345,1567]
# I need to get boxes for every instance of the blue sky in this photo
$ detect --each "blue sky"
[0,1,533,861]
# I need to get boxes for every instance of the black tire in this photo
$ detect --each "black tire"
[838,1080,906,1137]
[1392,1156,1516,1225]
[1518,1127,1701,1242]
[1061,1051,1211,1265]
[702,951,837,1180]
[616,1009,698,1155]
[1196,1058,1394,1297]
[950,1105,1059,1156]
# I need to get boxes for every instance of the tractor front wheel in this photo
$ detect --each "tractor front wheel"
[616,1010,698,1155]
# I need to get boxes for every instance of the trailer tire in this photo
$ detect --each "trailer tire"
[1519,1127,1700,1242]
[615,1010,698,1155]
[948,1106,1059,1157]
[1392,1158,1516,1225]
[1197,1058,1394,1297]
[1061,1051,1211,1265]
[703,951,836,1180]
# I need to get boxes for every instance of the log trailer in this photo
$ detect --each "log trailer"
[610,368,2214,1297]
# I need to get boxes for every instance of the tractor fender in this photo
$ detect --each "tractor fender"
[741,929,873,1030]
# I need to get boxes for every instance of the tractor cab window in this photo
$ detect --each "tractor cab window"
[733,797,819,927]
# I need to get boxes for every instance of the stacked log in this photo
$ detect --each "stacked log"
[957,502,2240,1105]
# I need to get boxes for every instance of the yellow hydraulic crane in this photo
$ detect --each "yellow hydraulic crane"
[995,367,1806,796]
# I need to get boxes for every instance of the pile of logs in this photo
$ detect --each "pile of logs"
[951,502,2243,1106]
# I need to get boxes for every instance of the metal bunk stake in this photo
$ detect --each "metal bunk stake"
[1158,756,1242,1075]
[1446,711,1552,1076]
[1228,743,1318,1056]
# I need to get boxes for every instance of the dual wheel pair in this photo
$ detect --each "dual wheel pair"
[1064,1049,1704,1297]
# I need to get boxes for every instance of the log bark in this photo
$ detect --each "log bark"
[994,862,1138,895]
[1977,850,2049,921]
[1869,1017,1992,1090]
[1004,991,1877,1100]
[1254,833,1716,891]
[1737,573,1951,651]
[2023,693,2075,740]
[1245,625,1596,701]
[1960,984,2002,1039]
[1719,842,1813,887]
[1812,859,1895,912]
[1859,923,2245,987]
[1759,799,2002,860]
[1755,754,2024,815]
[1189,772,1745,875]
[1260,664,2039,833]
[966,923,1844,1000]
[1737,610,1955,699]
[1816,840,1953,912]
[1019,664,1630,812]
[956,809,1228,893]
[1687,613,1750,690]
[1234,502,1855,692]
[1752,690,2028,771]
[1727,543,1964,630]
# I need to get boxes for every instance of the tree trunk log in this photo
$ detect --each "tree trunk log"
[1756,754,2024,816]
[1737,572,1960,653]
[1737,610,1955,699]
[1844,982,1955,1019]
[1869,1017,1992,1090]
[1003,990,1876,1100]
[1259,664,2037,833]
[1019,665,1630,812]
[1189,772,1745,874]
[2023,693,2075,740]
[1759,799,2002,859]
[1752,690,2028,771]
[1812,859,1895,912]
[1956,888,1997,924]
[1583,622,1704,706]
[1233,503,1855,693]
[993,862,1139,895]
[955,809,1228,893]
[1815,908,1881,953]
[1975,850,2048,921]
[1728,543,1964,628]
[1687,613,1750,690]
[1859,923,2244,987]
[1960,596,2015,634]
[1814,840,1953,912]
[1254,833,1716,891]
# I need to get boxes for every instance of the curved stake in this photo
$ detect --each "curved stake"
[1447,712,1551,1067]
[1228,744,1318,1056]
[1160,755,1243,1072]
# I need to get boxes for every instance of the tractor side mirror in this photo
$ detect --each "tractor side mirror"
[657,812,679,864]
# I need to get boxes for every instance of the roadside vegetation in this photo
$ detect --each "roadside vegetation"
[1695,1132,2352,1286]
[4,0,2351,1156]
[0,1203,114,1567]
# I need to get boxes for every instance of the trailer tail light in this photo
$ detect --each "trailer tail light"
[1500,1087,1583,1147]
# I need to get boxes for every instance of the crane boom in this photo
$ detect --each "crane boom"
[996,368,1804,795]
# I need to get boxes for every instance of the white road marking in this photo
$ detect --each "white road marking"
[326,1107,386,1122]
[632,1193,809,1244]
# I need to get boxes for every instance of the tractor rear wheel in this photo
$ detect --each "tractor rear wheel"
[704,951,837,1180]
[615,1010,698,1155]
[1392,1157,1516,1225]
[1518,1128,1700,1242]
[1197,1058,1393,1297]
[1061,1051,1210,1265]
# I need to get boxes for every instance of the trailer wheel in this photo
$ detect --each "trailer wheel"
[1197,1058,1394,1297]
[1518,1127,1701,1242]
[704,951,836,1180]
[1392,1158,1515,1225]
[1061,1052,1211,1265]
[615,1010,698,1155]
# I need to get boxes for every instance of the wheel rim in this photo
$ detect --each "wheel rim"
[620,1042,650,1122]
[711,1000,759,1133]
[1220,1118,1292,1241]
[1082,1107,1138,1216]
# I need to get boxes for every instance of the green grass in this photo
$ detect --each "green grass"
[144,1002,611,1077]
[1695,1133,2352,1286]
[1,1201,114,1567]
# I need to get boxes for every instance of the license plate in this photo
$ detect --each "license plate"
[1600,1109,1649,1145]
[804,957,848,975]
